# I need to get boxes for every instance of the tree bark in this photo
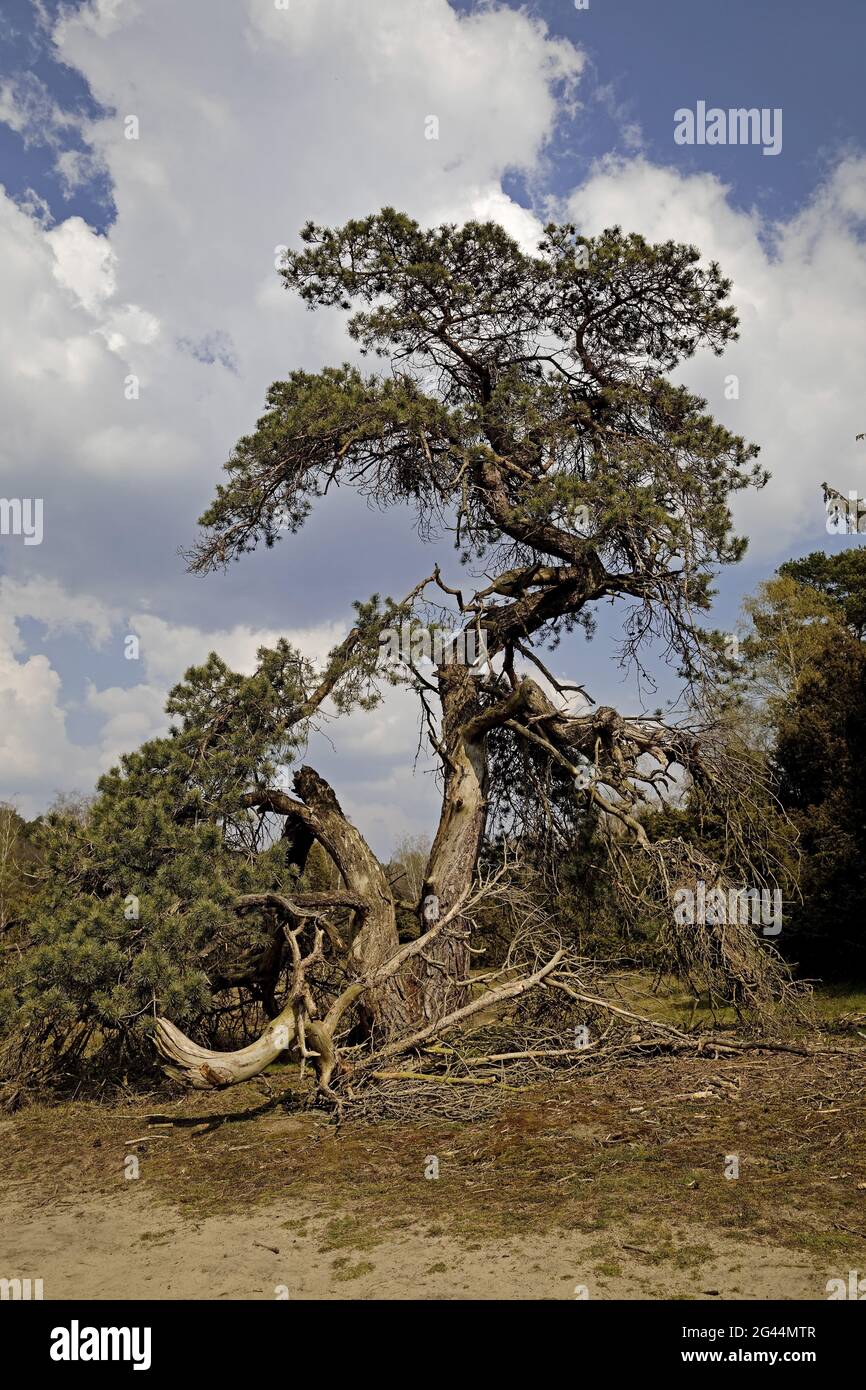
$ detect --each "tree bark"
[410,664,490,1023]
[286,767,412,1037]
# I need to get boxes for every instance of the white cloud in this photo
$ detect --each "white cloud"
[46,215,116,315]
[0,576,115,644]
[0,0,582,549]
[0,645,81,796]
[1,0,864,850]
[85,680,166,771]
[0,574,354,815]
[82,610,353,780]
[127,611,344,689]
[0,565,442,843]
[0,0,584,833]
[565,155,866,557]
[0,72,80,148]
[0,590,94,806]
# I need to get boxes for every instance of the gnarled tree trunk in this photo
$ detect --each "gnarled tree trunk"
[412,663,489,1023]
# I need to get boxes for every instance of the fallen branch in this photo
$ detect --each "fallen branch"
[371,1070,502,1086]
[364,949,564,1067]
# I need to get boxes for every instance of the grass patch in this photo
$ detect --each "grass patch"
[333,1260,375,1283]
[318,1215,383,1254]
[2,1047,864,1271]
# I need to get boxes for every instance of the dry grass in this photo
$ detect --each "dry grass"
[3,1045,864,1270]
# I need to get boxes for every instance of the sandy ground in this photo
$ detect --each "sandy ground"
[3,1051,863,1301]
[0,1188,842,1300]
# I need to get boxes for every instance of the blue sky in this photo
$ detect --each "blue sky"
[0,0,113,225]
[7,1,866,234]
[492,0,866,221]
[1,0,864,847]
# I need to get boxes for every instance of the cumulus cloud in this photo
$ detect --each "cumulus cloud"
[0,0,583,603]
[0,0,582,831]
[0,582,97,807]
[79,609,347,783]
[0,573,363,818]
[1,0,864,849]
[46,214,117,313]
[0,576,114,644]
[565,154,866,559]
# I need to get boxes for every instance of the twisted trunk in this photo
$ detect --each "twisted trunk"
[155,686,493,1087]
[411,664,488,1022]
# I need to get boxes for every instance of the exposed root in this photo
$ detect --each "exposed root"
[154,1011,297,1089]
